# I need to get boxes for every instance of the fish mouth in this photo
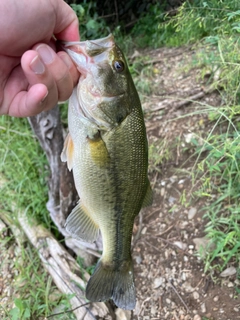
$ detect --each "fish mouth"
[60,34,115,77]
[61,34,114,55]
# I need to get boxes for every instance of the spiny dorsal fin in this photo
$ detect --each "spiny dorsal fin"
[61,133,74,171]
[142,180,153,208]
[65,202,99,243]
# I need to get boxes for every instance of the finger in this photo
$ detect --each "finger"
[57,51,79,87]
[21,49,58,111]
[34,44,75,101]
[8,83,48,117]
[2,63,49,117]
[52,0,80,41]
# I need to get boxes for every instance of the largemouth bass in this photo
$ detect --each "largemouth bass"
[61,34,152,310]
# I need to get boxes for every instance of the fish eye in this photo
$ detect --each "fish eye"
[113,60,125,72]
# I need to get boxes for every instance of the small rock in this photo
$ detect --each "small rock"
[201,302,206,313]
[188,207,197,219]
[193,236,214,254]
[184,133,195,143]
[220,267,236,277]
[170,175,177,183]
[193,315,201,320]
[213,295,219,302]
[160,187,165,196]
[234,307,239,312]
[115,308,131,320]
[178,179,185,184]
[141,227,147,235]
[153,277,163,289]
[193,291,199,300]
[166,298,171,304]
[150,304,157,315]
[135,255,142,264]
[179,221,189,229]
[174,241,187,250]
[227,281,234,288]
[168,196,176,204]
[182,281,194,292]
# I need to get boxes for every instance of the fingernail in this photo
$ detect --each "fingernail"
[36,44,55,64]
[59,53,72,69]
[30,55,45,74]
[41,91,48,103]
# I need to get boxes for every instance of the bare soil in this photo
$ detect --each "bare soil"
[131,46,240,320]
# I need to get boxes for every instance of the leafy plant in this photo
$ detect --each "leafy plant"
[9,299,31,320]
[191,106,240,272]
[71,1,111,40]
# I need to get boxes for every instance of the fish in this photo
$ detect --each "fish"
[61,34,152,310]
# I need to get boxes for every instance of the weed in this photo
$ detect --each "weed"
[0,116,49,226]
[71,1,110,40]
[191,106,240,272]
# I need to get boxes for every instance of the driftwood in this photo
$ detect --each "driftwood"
[28,106,103,266]
[16,210,113,320]
[0,173,116,319]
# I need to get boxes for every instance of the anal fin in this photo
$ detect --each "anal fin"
[65,202,99,243]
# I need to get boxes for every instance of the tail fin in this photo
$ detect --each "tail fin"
[86,260,136,310]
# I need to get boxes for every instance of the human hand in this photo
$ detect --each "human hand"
[0,0,80,117]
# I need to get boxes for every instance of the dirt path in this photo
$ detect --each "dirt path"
[131,46,240,320]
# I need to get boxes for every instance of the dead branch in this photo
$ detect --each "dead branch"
[17,210,112,320]
[146,88,214,113]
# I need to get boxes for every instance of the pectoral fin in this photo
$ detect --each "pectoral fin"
[65,202,99,243]
[142,180,153,208]
[61,133,74,171]
[88,132,110,167]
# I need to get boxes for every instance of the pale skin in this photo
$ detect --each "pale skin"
[0,0,80,117]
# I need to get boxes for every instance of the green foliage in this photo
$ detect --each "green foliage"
[1,242,76,320]
[131,1,240,48]
[0,116,50,226]
[9,299,31,320]
[131,4,167,48]
[191,105,240,272]
[71,1,111,40]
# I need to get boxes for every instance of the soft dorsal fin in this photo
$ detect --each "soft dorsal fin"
[61,133,74,171]
[142,180,153,208]
[65,201,99,243]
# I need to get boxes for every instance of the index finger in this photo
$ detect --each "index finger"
[53,1,80,42]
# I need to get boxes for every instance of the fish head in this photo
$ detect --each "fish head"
[62,34,135,129]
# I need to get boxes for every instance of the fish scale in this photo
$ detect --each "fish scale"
[61,34,152,310]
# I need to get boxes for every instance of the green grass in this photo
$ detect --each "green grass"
[0,116,50,226]
[190,106,240,273]
[0,116,77,319]
[0,238,76,320]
